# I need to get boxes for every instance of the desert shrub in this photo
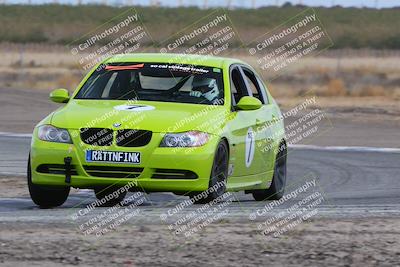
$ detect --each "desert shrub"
[325,78,347,96]
[392,88,400,100]
[359,85,386,97]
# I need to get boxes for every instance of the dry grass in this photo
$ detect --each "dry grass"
[393,88,400,100]
[349,85,386,97]
[360,85,386,97]
[1,47,399,99]
[56,73,81,90]
[325,78,347,96]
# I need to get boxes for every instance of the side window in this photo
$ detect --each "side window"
[256,75,269,104]
[230,67,249,105]
[242,68,266,104]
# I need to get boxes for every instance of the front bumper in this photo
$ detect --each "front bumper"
[30,129,217,193]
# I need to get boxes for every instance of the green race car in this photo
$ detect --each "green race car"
[28,53,287,207]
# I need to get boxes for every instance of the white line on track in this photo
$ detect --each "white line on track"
[0,172,25,176]
[0,132,32,138]
[290,144,400,153]
[0,132,399,153]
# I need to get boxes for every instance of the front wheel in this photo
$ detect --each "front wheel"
[28,157,70,208]
[252,142,287,201]
[190,140,229,204]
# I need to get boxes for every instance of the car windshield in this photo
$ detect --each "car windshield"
[75,62,224,105]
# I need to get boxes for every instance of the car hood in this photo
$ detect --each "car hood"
[50,100,228,134]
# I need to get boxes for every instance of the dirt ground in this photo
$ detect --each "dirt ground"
[0,178,399,266]
[0,176,28,197]
[0,176,82,198]
[0,218,399,267]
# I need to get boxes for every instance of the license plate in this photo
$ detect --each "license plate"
[86,150,140,164]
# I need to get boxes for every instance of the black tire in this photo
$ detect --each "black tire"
[252,142,287,201]
[94,185,127,206]
[27,156,70,208]
[190,140,229,204]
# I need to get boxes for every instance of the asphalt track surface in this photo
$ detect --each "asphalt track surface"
[1,135,400,225]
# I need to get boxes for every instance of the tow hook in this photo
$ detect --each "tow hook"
[64,157,72,184]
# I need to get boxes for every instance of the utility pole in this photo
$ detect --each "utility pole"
[252,0,256,9]
[203,0,207,9]
[226,0,232,9]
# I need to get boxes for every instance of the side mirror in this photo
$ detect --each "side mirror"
[50,88,70,103]
[236,96,262,111]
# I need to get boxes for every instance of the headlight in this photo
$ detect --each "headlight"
[38,125,72,144]
[160,131,209,147]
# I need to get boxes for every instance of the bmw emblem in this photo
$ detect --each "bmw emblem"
[113,123,122,128]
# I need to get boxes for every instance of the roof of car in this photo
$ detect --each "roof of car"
[103,53,246,69]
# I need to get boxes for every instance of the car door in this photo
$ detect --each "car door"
[240,66,276,173]
[226,65,262,180]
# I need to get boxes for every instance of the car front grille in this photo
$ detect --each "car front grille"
[36,164,78,176]
[80,128,113,146]
[80,128,152,147]
[151,169,198,179]
[116,129,152,147]
[83,165,143,178]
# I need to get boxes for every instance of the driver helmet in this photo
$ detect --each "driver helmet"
[191,76,219,102]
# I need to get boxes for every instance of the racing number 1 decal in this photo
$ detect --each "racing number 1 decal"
[245,127,255,167]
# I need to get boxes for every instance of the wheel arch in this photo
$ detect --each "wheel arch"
[276,138,288,159]
[280,138,287,152]
[220,136,230,158]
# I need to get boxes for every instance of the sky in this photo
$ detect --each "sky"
[4,0,400,8]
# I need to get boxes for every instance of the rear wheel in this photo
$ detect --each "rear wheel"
[94,186,127,206]
[190,140,229,204]
[27,157,70,208]
[252,142,287,201]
